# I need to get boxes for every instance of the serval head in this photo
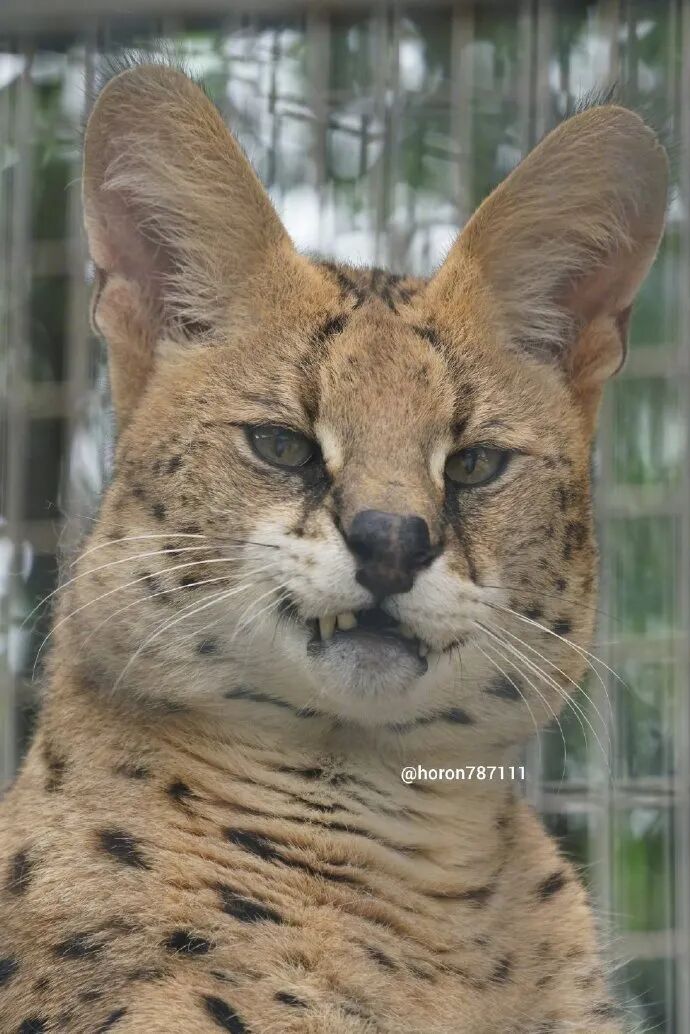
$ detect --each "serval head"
[63,61,667,755]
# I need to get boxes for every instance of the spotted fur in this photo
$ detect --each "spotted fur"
[0,61,667,1032]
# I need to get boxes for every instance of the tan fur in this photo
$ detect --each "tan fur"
[0,63,667,1033]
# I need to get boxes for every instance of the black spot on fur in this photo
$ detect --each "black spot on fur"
[98,828,151,870]
[55,932,103,959]
[96,1009,128,1032]
[179,574,200,588]
[314,313,349,342]
[165,929,212,955]
[18,1019,47,1033]
[412,323,442,350]
[431,884,494,906]
[552,618,572,636]
[524,606,543,621]
[167,779,197,806]
[152,502,166,521]
[537,871,567,899]
[275,991,308,1008]
[592,1003,620,1019]
[43,742,67,791]
[132,484,146,499]
[217,885,284,924]
[202,995,249,1032]
[486,676,521,701]
[7,849,33,894]
[491,956,512,982]
[555,577,567,592]
[139,570,162,594]
[179,523,202,536]
[197,638,218,656]
[79,990,103,1003]
[225,828,277,862]
[33,977,50,992]
[115,762,150,780]
[363,945,397,970]
[0,956,19,986]
[167,454,183,474]
[441,707,474,725]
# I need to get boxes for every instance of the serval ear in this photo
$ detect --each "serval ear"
[428,104,668,430]
[82,61,293,427]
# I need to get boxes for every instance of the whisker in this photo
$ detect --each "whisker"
[165,572,285,653]
[477,621,611,772]
[485,599,628,697]
[70,531,208,567]
[31,555,257,678]
[473,638,547,770]
[22,545,221,631]
[481,616,614,729]
[77,573,237,651]
[112,578,273,692]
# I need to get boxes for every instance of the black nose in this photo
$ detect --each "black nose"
[346,510,437,598]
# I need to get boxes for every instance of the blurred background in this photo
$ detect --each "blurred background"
[0,1,688,1030]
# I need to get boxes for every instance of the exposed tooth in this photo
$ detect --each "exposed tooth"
[418,642,429,657]
[319,615,336,641]
[336,611,357,631]
[399,623,416,639]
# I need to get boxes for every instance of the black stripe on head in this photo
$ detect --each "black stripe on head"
[318,261,367,308]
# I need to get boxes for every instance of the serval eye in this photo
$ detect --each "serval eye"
[445,446,508,487]
[247,425,316,470]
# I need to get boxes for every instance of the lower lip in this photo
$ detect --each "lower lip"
[307,627,429,674]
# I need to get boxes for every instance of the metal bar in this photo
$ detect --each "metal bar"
[674,0,690,1025]
[0,48,33,786]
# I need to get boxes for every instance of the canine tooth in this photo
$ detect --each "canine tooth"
[399,624,415,639]
[418,642,429,657]
[319,615,336,640]
[336,611,357,631]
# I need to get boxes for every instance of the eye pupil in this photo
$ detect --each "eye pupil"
[248,425,316,469]
[445,445,508,487]
[463,449,478,473]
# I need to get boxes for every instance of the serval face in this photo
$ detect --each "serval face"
[65,62,666,745]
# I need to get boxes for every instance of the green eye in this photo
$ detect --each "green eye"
[445,446,508,487]
[247,425,317,469]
